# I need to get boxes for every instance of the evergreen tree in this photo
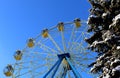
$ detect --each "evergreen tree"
[86,0,120,78]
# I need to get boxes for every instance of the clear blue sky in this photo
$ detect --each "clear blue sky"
[0,0,91,78]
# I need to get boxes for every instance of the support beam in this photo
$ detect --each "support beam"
[44,53,81,78]
[43,60,60,78]
[65,57,82,78]
[51,58,62,78]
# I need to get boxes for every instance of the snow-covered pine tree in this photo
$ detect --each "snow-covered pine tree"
[86,0,120,78]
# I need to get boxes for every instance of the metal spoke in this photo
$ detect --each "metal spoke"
[67,25,76,50]
[15,63,48,78]
[33,70,49,78]
[61,31,66,52]
[36,42,58,54]
[48,34,63,53]
[75,26,90,43]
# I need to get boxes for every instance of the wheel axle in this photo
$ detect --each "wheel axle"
[57,53,70,59]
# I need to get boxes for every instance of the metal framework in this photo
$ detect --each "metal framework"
[3,19,98,78]
[43,53,81,78]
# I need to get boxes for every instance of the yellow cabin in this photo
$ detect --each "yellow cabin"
[4,65,14,77]
[14,50,22,60]
[74,18,81,28]
[4,71,12,76]
[42,29,48,38]
[27,38,34,48]
[57,22,64,31]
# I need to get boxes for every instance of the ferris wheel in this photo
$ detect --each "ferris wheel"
[4,18,98,78]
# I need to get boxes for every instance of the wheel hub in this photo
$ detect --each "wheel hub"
[57,53,70,59]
